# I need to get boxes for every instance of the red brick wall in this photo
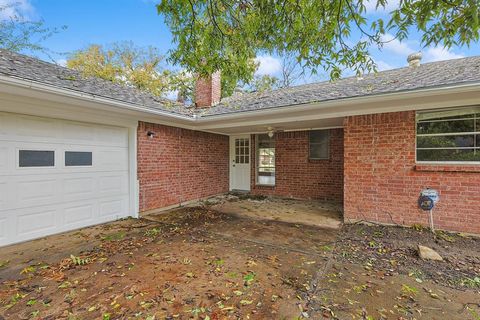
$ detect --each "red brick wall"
[344,111,480,234]
[138,122,229,212]
[250,129,344,202]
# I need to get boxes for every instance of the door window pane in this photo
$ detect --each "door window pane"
[19,150,55,167]
[65,151,92,166]
[235,138,250,164]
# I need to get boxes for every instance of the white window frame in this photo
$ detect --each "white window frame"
[256,134,275,186]
[416,107,480,164]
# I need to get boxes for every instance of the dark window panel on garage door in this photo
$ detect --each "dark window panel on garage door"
[65,151,93,166]
[19,150,55,167]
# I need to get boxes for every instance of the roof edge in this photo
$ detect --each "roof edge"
[1,72,480,126]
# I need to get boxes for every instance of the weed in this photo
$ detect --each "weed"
[401,284,418,296]
[436,230,456,242]
[320,245,333,251]
[4,292,27,309]
[213,258,225,266]
[408,269,425,283]
[70,255,90,266]
[101,231,126,241]
[144,228,161,237]
[352,284,368,294]
[372,230,384,238]
[460,277,480,288]
[411,224,425,231]
[20,265,36,274]
[243,272,256,285]
[467,307,480,320]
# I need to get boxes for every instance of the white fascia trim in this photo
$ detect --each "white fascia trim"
[0,75,193,122]
[1,74,480,126]
[197,82,480,123]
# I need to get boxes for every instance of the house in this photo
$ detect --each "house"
[0,49,479,247]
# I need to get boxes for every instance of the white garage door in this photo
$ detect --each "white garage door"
[0,112,131,246]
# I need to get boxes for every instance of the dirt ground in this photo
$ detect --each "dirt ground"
[208,196,343,229]
[0,198,479,320]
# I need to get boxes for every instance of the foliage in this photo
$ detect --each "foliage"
[460,276,480,288]
[67,42,248,100]
[244,74,279,93]
[0,2,65,55]
[67,42,173,97]
[401,284,418,296]
[157,0,480,84]
[70,254,90,266]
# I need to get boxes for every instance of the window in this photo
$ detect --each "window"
[235,138,249,164]
[309,130,330,159]
[65,151,92,166]
[256,134,275,185]
[416,107,480,162]
[19,150,55,167]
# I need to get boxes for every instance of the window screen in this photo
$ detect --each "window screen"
[416,107,480,162]
[19,150,55,167]
[309,130,330,159]
[65,151,93,166]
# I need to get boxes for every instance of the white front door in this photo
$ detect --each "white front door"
[229,135,251,191]
[0,112,131,246]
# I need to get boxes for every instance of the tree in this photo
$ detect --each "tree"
[243,74,280,92]
[157,0,480,84]
[278,52,303,88]
[0,2,65,56]
[67,42,173,97]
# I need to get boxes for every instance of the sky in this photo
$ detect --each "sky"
[2,0,480,87]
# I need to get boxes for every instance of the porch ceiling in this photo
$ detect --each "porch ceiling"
[203,117,344,135]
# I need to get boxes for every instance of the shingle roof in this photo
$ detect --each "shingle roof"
[0,49,192,117]
[197,55,480,117]
[1,49,480,119]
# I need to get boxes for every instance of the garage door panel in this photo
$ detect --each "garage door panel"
[17,179,57,207]
[64,204,95,226]
[63,177,95,198]
[0,112,131,246]
[95,126,128,146]
[0,181,6,208]
[0,146,11,173]
[0,216,6,242]
[15,115,59,140]
[99,198,127,218]
[61,122,95,142]
[99,174,128,195]
[16,208,57,237]
[97,149,128,171]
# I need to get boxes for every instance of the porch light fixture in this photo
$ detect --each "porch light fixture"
[267,127,275,138]
[147,131,155,138]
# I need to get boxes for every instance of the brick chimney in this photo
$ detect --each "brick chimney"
[195,71,221,108]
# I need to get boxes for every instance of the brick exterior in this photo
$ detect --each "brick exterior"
[195,71,221,108]
[250,129,344,202]
[138,121,229,212]
[344,111,480,234]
